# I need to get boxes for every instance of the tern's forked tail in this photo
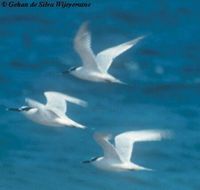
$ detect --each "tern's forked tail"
[56,117,86,129]
[114,79,127,85]
[70,121,86,129]
[129,164,154,171]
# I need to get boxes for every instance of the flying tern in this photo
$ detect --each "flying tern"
[83,130,171,171]
[7,91,87,129]
[63,22,145,84]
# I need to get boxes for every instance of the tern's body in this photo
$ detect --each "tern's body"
[92,157,147,172]
[65,22,145,84]
[22,103,83,128]
[8,91,87,129]
[83,130,171,172]
[71,67,123,83]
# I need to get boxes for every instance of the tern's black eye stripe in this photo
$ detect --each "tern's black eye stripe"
[21,107,33,111]
[68,66,78,72]
[91,157,99,162]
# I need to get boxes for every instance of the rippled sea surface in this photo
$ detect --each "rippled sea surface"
[0,0,200,189]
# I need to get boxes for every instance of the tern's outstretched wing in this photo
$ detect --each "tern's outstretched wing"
[96,36,145,73]
[44,91,87,114]
[94,133,121,162]
[115,130,171,163]
[74,22,100,71]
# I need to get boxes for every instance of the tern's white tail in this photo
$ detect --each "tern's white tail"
[130,164,153,171]
[70,121,86,129]
[108,77,127,85]
[56,117,86,129]
[115,80,127,85]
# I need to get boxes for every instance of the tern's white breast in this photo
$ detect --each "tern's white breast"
[93,157,125,171]
[22,108,63,127]
[70,67,110,82]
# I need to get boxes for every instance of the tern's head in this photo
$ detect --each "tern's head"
[20,106,34,111]
[82,156,100,164]
[62,66,79,74]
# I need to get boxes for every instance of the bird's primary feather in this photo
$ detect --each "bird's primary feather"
[96,36,145,73]
[114,130,171,162]
[74,22,100,72]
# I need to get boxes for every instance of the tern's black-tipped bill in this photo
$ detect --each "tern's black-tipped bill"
[6,107,21,112]
[82,160,91,164]
[61,70,70,75]
[7,106,33,112]
[62,66,78,75]
[82,157,99,164]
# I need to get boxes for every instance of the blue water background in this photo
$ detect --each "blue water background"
[0,0,199,189]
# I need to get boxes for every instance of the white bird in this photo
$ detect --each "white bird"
[7,91,87,129]
[63,22,145,84]
[83,130,171,171]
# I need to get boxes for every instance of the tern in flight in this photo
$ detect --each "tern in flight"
[83,130,171,171]
[7,91,87,129]
[63,22,145,84]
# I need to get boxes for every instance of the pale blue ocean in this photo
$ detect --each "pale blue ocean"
[0,0,199,189]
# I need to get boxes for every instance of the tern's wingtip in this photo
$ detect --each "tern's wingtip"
[137,35,147,41]
[81,100,88,107]
[140,33,153,39]
[79,21,90,32]
[162,130,173,139]
[83,20,90,26]
[94,132,112,141]
[81,125,87,129]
